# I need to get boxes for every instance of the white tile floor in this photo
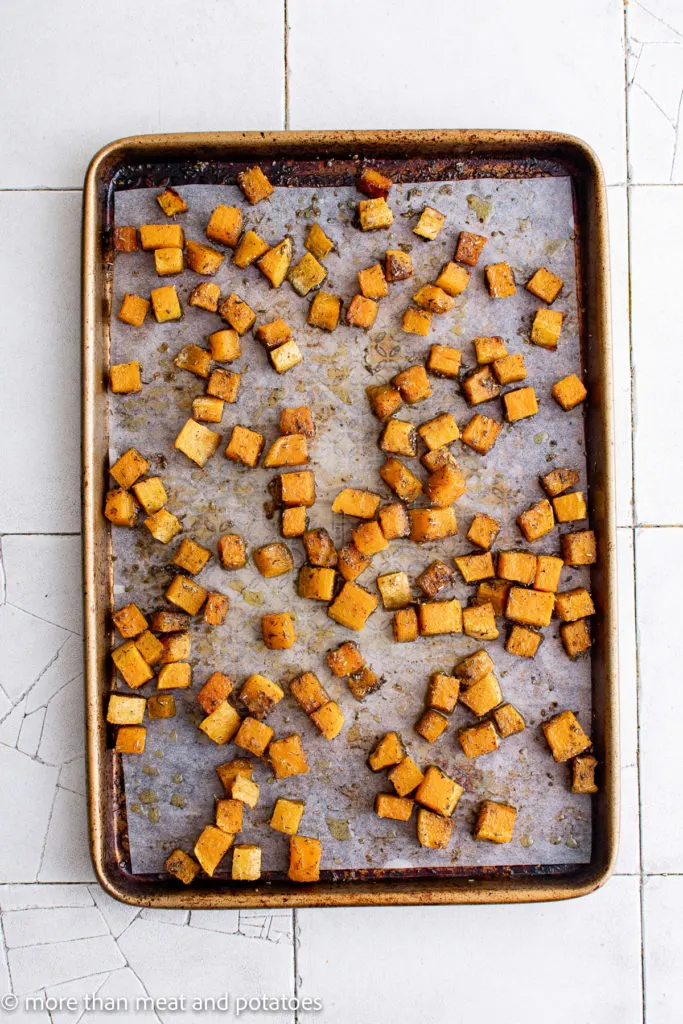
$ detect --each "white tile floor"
[0,0,679,1020]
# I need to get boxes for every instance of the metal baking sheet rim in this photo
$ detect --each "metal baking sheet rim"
[82,129,619,908]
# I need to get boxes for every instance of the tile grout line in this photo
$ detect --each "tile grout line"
[283,0,290,130]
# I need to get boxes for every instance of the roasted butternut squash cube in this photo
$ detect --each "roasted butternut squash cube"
[194,825,233,877]
[505,587,554,627]
[473,336,507,365]
[497,550,537,585]
[192,396,224,424]
[393,607,418,642]
[328,581,379,630]
[159,631,192,664]
[291,672,329,714]
[107,693,146,725]
[485,262,516,298]
[359,197,393,230]
[400,307,432,336]
[358,263,388,300]
[413,284,454,315]
[112,641,154,688]
[375,793,414,821]
[156,187,188,217]
[308,290,342,331]
[135,631,164,667]
[117,293,150,327]
[217,533,247,570]
[454,552,495,583]
[416,708,449,743]
[552,373,588,411]
[388,755,424,797]
[189,281,221,312]
[517,498,555,542]
[435,262,470,296]
[331,488,381,518]
[327,641,365,678]
[185,240,223,275]
[288,835,321,882]
[281,470,316,507]
[225,424,264,467]
[463,602,499,640]
[413,205,445,240]
[552,491,588,522]
[112,603,148,639]
[261,612,297,650]
[150,285,182,323]
[346,294,378,329]
[305,222,334,259]
[459,670,502,715]
[208,327,240,364]
[175,343,212,378]
[165,574,207,615]
[462,366,501,406]
[282,506,308,538]
[409,506,458,543]
[466,513,500,551]
[455,231,487,266]
[204,592,228,626]
[233,229,270,268]
[426,674,460,714]
[270,798,305,835]
[475,578,510,616]
[379,457,423,503]
[239,674,285,717]
[380,418,418,457]
[157,663,192,690]
[426,348,462,385]
[298,566,336,601]
[534,554,564,593]
[506,624,543,659]
[492,352,526,385]
[229,774,260,808]
[417,808,454,849]
[527,266,563,303]
[113,226,138,252]
[385,248,413,281]
[257,237,293,288]
[543,709,591,762]
[458,720,499,759]
[531,308,564,349]
[231,845,262,881]
[368,731,404,771]
[311,700,345,740]
[561,529,597,566]
[418,413,460,451]
[217,759,253,791]
[302,528,337,567]
[555,587,595,622]
[357,166,393,197]
[234,716,274,757]
[219,293,256,334]
[269,734,309,779]
[206,205,242,247]
[253,542,293,578]
[288,252,327,296]
[215,798,243,835]
[504,386,539,422]
[455,648,494,685]
[165,849,199,886]
[174,419,221,467]
[143,508,181,543]
[171,537,211,575]
[255,318,293,349]
[376,571,411,611]
[110,361,142,394]
[378,502,410,540]
[415,560,454,599]
[461,413,502,455]
[150,610,189,632]
[140,224,184,250]
[352,520,388,557]
[110,448,148,491]
[493,703,526,738]
[269,339,303,374]
[280,405,315,438]
[197,672,234,715]
[415,765,463,817]
[366,383,402,421]
[572,754,599,794]
[561,618,592,659]
[474,800,517,843]
[347,665,384,701]
[237,165,274,204]
[115,726,146,754]
[418,599,462,636]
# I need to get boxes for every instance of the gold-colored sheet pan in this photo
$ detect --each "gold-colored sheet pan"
[82,130,618,907]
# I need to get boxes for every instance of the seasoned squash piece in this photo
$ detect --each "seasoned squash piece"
[461,414,502,455]
[421,446,458,473]
[327,641,365,678]
[261,613,297,650]
[458,720,499,759]
[113,226,138,252]
[229,774,260,808]
[414,205,446,240]
[378,502,410,540]
[190,284,221,315]
[269,734,309,779]
[233,230,270,268]
[357,166,393,197]
[140,224,184,250]
[282,506,308,538]
[303,528,337,567]
[115,726,146,754]
[143,508,182,543]
[517,498,555,542]
[216,759,254,792]
[435,262,470,296]
[110,448,149,491]
[531,307,564,349]
[352,520,388,557]
[413,284,454,314]
[492,352,526,385]
[197,672,234,716]
[385,249,413,282]
[291,672,329,714]
[219,293,256,334]
[106,693,146,726]
[328,582,379,631]
[474,336,507,364]
[358,263,388,299]
[110,361,142,394]
[555,588,595,622]
[380,418,418,457]
[416,709,449,743]
[217,533,247,570]
[225,425,264,467]
[175,343,212,378]
[135,631,164,667]
[337,543,371,582]
[215,799,243,835]
[455,649,494,686]
[308,290,342,331]
[392,607,418,642]
[346,294,378,329]
[505,587,555,628]
[366,383,403,421]
[418,413,460,451]
[561,529,597,566]
[165,849,199,886]
[204,592,229,626]
[506,624,543,659]
[388,756,424,797]
[150,286,182,323]
[463,602,499,640]
[392,365,432,404]
[497,550,537,585]
[416,559,455,599]
[368,731,405,771]
[415,766,463,817]
[375,794,414,821]
[534,554,564,593]
[466,513,500,551]
[347,666,384,701]
[263,434,309,468]
[552,491,587,522]
[552,374,588,411]
[310,700,345,740]
[239,674,285,718]
[112,603,148,639]
[288,835,321,882]
[172,537,211,575]
[237,165,274,204]
[270,798,305,835]
[379,457,423,503]
[427,674,460,714]
[206,330,239,364]
[305,222,334,259]
[455,231,487,266]
[418,599,462,636]
[409,507,458,543]
[462,366,501,406]
[288,252,327,296]
[527,266,563,304]
[255,318,292,349]
[417,808,454,849]
[454,552,495,583]
[331,488,380,519]
[280,405,315,438]
[281,470,316,508]
[459,671,502,716]
[376,571,412,610]
[542,709,591,762]
[185,240,223,275]
[401,307,432,336]
[257,237,293,288]
[157,663,192,690]
[192,396,224,424]
[504,386,539,422]
[206,205,242,247]
[194,826,233,877]
[269,339,303,374]
[159,631,192,664]
[426,344,462,378]
[474,801,517,843]
[174,419,221,467]
[572,754,599,794]
[485,262,516,298]
[198,701,241,744]
[424,464,466,507]
[165,575,207,615]
[493,703,526,737]
[117,293,149,327]
[298,566,336,601]
[475,578,510,616]
[234,717,274,757]
[253,542,294,578]
[150,610,189,633]
[359,197,393,230]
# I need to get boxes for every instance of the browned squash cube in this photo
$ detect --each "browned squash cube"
[474,336,508,364]
[346,294,378,329]
[475,578,510,616]
[542,709,591,762]
[378,502,410,540]
[531,308,564,349]
[189,282,221,312]
[174,419,221,467]
[208,328,241,362]
[461,414,502,455]
[173,537,211,575]
[485,262,516,298]
[117,293,150,327]
[110,361,142,394]
[257,237,293,288]
[175,343,212,378]
[415,765,463,817]
[552,374,588,411]
[561,618,592,659]
[269,734,309,779]
[368,731,404,771]
[492,352,527,385]
[413,284,454,315]
[393,607,418,642]
[229,774,260,808]
[282,506,308,538]
[388,755,424,797]
[506,624,543,659]
[418,413,460,451]
[303,528,337,567]
[376,571,412,611]
[358,263,388,300]
[150,285,182,323]
[106,693,146,725]
[493,703,526,738]
[414,205,446,240]
[253,542,294,578]
[380,418,418,457]
[467,513,500,551]
[435,262,470,296]
[427,674,460,714]
[459,670,502,715]
[421,446,457,473]
[572,754,599,794]
[256,318,293,349]
[517,498,555,541]
[505,587,554,627]
[409,507,458,543]
[219,293,256,334]
[327,641,365,678]
[140,224,184,250]
[288,252,327,296]
[112,640,154,688]
[237,165,274,204]
[305,222,334,259]
[308,290,342,331]
[203,592,228,630]
[216,759,254,791]
[552,491,588,522]
[261,612,297,650]
[416,559,455,599]
[458,720,499,759]
[357,166,393,197]
[337,543,371,582]
[328,581,379,631]
[269,339,304,375]
[115,726,147,755]
[366,384,402,422]
[165,575,207,615]
[347,666,383,701]
[291,672,329,714]
[527,266,563,303]
[157,663,192,690]
[143,508,182,543]
[113,226,138,252]
[110,448,148,491]
[197,672,234,715]
[417,809,454,849]
[159,631,192,664]
[352,520,388,557]
[239,674,285,718]
[185,240,223,276]
[233,230,270,268]
[194,826,233,877]
[206,205,242,247]
[454,552,495,584]
[135,631,164,667]
[234,716,274,757]
[392,365,432,404]
[416,709,449,743]
[555,587,595,622]
[379,457,423,503]
[298,566,336,601]
[192,396,224,424]
[207,368,241,404]
[281,470,316,508]
[288,835,320,882]
[112,603,148,639]
[375,794,414,821]
[280,405,315,438]
[534,555,564,593]
[150,610,189,633]
[474,801,517,843]
[270,798,306,835]
[385,249,413,282]
[497,550,537,585]
[310,700,345,740]
[217,533,247,570]
[165,849,199,886]
[462,366,501,406]
[561,529,597,566]
[225,425,264,467]
[504,386,539,422]
[418,599,462,636]
[455,231,487,266]
[463,602,499,640]
[359,196,394,230]
[454,648,494,685]
[215,798,243,835]
[401,308,432,336]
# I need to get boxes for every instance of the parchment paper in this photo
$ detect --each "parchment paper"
[110,174,592,876]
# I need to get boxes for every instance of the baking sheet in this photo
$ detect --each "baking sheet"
[110,175,592,877]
